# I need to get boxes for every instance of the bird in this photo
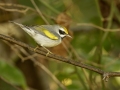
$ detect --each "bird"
[10,21,72,56]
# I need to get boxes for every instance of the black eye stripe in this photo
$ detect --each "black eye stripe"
[59,29,65,34]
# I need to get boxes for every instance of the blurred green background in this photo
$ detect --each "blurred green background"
[0,0,120,90]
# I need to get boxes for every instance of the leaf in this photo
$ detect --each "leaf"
[71,0,102,26]
[0,60,27,89]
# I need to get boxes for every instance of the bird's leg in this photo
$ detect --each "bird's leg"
[42,46,53,56]
[34,45,52,56]
[34,45,39,52]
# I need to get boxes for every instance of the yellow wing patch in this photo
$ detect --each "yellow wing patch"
[43,29,58,40]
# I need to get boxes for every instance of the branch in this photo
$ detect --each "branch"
[30,0,49,24]
[77,23,120,32]
[0,3,35,14]
[0,34,120,81]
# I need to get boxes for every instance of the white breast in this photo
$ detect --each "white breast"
[33,34,61,47]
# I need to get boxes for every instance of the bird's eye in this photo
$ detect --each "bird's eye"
[59,29,65,35]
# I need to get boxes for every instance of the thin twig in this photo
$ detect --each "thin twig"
[0,6,28,14]
[0,77,22,90]
[77,23,120,32]
[30,0,49,24]
[0,3,35,13]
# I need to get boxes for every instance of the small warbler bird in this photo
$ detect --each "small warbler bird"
[10,21,72,56]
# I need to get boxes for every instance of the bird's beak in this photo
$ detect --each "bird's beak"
[67,34,72,38]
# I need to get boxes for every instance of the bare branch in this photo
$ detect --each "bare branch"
[0,3,35,14]
[0,34,120,81]
[30,0,49,24]
[77,23,120,32]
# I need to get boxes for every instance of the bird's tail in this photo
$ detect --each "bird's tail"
[9,21,35,36]
[9,21,24,27]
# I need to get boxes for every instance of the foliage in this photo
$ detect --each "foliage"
[0,0,120,90]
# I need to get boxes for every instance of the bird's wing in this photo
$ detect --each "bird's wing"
[10,21,59,40]
[32,25,59,40]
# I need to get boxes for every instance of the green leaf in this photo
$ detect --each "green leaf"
[0,60,27,89]
[71,0,102,26]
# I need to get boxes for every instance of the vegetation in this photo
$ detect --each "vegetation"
[0,0,120,90]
